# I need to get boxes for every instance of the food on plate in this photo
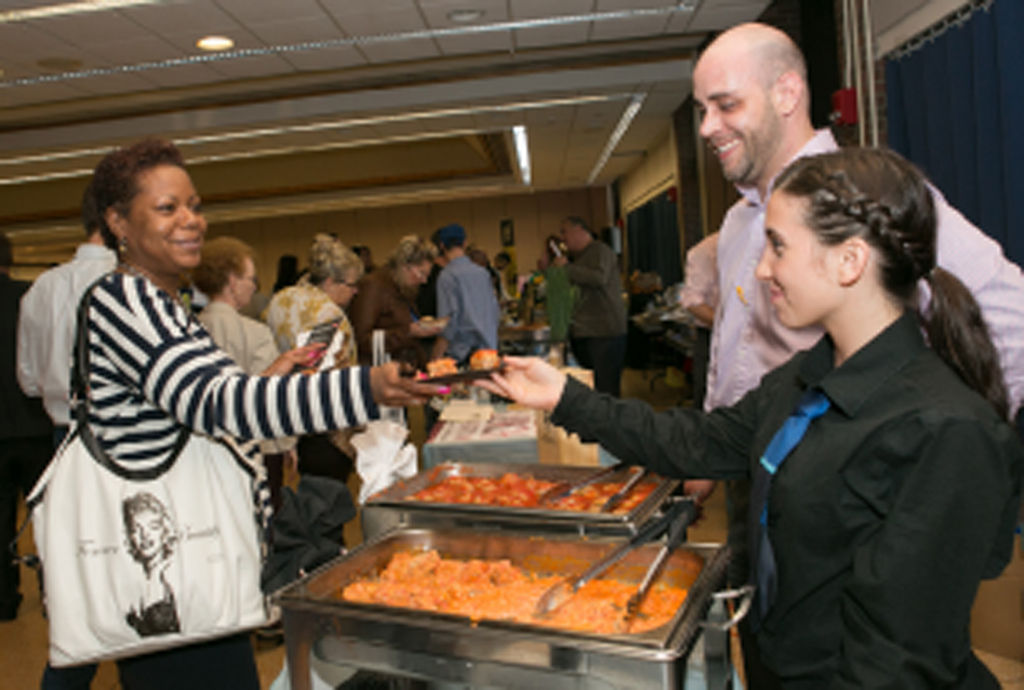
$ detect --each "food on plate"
[405,472,658,514]
[341,549,687,634]
[426,357,459,378]
[419,316,450,330]
[469,348,500,371]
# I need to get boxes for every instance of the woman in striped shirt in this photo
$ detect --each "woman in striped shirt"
[41,138,438,690]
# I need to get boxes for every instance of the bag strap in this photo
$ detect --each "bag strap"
[72,275,190,482]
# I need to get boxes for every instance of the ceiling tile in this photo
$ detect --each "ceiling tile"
[590,14,668,40]
[77,36,182,65]
[510,0,595,20]
[870,0,932,36]
[120,1,244,35]
[24,10,147,46]
[690,4,769,32]
[0,23,78,61]
[244,17,346,46]
[640,90,687,115]
[321,2,427,36]
[155,29,266,54]
[213,0,328,24]
[513,24,589,49]
[664,8,698,33]
[596,0,675,9]
[417,0,509,28]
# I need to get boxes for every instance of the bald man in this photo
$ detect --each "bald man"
[694,22,1024,689]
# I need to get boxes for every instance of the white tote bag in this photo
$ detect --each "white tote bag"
[25,285,267,667]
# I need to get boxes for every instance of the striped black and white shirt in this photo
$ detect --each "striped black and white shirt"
[84,273,379,468]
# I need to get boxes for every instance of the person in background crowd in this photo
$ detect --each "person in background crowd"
[193,236,313,511]
[484,147,1022,690]
[554,216,627,396]
[14,188,115,687]
[351,245,376,275]
[348,235,441,369]
[264,234,365,485]
[492,250,513,302]
[18,182,117,447]
[0,233,53,624]
[679,233,719,411]
[430,224,500,364]
[414,229,446,321]
[692,22,1024,687]
[40,138,437,690]
[271,254,299,294]
[467,245,503,301]
[265,235,362,370]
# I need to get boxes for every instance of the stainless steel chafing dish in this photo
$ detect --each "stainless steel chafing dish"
[276,526,740,690]
[363,462,681,539]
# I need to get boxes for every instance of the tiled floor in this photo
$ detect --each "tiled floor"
[2,369,1021,688]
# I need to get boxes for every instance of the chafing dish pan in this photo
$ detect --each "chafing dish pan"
[364,462,680,538]
[276,526,731,690]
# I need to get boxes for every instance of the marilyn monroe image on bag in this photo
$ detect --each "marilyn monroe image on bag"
[122,492,181,636]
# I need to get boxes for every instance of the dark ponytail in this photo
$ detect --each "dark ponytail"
[775,147,1009,420]
[923,268,1009,420]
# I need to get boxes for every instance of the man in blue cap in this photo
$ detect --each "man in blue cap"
[430,223,500,364]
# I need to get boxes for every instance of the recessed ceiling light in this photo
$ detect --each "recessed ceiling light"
[447,8,484,23]
[197,35,234,51]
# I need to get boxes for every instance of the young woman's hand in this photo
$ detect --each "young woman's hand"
[477,356,567,411]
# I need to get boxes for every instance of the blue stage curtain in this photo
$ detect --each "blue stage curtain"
[625,190,683,286]
[886,0,1024,267]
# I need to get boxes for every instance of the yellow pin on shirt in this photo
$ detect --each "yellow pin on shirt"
[736,285,749,305]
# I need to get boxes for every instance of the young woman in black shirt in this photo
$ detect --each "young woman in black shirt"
[483,148,1022,689]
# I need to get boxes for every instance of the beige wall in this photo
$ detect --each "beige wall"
[209,186,610,291]
[617,129,678,215]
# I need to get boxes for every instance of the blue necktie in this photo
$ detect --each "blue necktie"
[748,388,831,631]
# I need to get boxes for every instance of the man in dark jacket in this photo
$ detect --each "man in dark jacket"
[0,233,53,621]
[554,216,628,396]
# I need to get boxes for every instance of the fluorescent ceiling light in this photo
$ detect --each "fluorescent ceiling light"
[197,36,235,52]
[0,0,160,24]
[588,94,646,184]
[0,93,629,170]
[512,125,531,186]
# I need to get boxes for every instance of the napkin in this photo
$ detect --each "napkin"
[352,420,418,504]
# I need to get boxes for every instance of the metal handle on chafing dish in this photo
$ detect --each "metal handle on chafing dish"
[700,584,755,632]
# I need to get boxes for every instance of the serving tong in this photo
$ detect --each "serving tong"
[533,497,698,619]
[537,461,631,506]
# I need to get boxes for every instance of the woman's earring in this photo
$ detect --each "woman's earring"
[118,236,128,253]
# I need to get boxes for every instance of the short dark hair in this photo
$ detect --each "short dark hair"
[563,215,593,236]
[80,179,101,239]
[0,232,12,269]
[90,139,187,250]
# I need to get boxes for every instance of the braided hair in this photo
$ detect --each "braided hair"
[774,147,1009,420]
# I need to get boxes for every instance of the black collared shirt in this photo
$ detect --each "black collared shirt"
[553,311,1021,688]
